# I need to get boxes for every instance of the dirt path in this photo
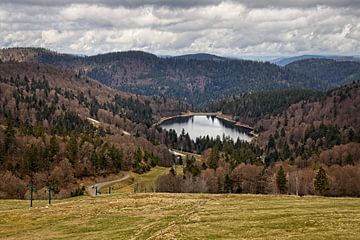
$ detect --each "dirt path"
[168,149,187,157]
[87,172,130,197]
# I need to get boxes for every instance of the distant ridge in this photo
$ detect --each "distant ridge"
[272,54,360,66]
[285,58,360,87]
[173,53,228,61]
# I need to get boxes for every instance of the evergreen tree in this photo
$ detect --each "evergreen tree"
[282,143,291,160]
[184,155,200,176]
[209,146,219,170]
[91,150,99,170]
[134,148,142,163]
[34,121,45,138]
[49,135,59,158]
[4,120,15,153]
[280,128,286,137]
[24,144,40,175]
[348,128,355,142]
[109,145,123,170]
[267,134,276,152]
[0,142,4,164]
[276,166,287,194]
[314,167,329,196]
[66,135,78,165]
[224,174,233,193]
[89,97,100,117]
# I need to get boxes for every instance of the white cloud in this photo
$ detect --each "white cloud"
[42,30,74,44]
[0,1,359,56]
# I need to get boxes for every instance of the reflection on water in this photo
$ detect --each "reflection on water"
[160,115,252,142]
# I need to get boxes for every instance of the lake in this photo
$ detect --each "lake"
[159,115,253,142]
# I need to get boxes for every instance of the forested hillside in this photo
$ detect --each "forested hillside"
[255,80,360,165]
[0,48,324,107]
[286,58,360,87]
[0,62,185,199]
[209,88,323,124]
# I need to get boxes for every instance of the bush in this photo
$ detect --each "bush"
[70,186,85,197]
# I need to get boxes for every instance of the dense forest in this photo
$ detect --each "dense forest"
[286,58,360,87]
[209,88,322,124]
[0,62,185,199]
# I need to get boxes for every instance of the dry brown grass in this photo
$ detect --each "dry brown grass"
[1,193,360,240]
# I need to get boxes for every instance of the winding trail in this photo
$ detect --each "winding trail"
[87,172,130,197]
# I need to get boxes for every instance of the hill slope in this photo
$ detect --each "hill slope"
[255,80,360,166]
[0,48,324,106]
[286,58,360,87]
[0,62,178,199]
[209,88,323,124]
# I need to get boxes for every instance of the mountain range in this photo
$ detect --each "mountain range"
[1,48,360,108]
[271,54,360,66]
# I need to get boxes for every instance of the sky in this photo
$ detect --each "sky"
[0,0,359,57]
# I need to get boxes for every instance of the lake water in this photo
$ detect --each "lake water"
[159,115,253,142]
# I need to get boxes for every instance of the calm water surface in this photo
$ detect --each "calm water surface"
[160,115,252,142]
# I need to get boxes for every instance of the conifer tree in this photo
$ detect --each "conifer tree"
[314,167,329,196]
[224,174,233,193]
[4,120,15,153]
[209,146,219,170]
[24,144,40,175]
[267,134,276,152]
[66,135,78,165]
[0,142,4,164]
[49,135,59,158]
[276,166,287,194]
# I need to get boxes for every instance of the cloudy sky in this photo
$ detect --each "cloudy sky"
[1,0,359,57]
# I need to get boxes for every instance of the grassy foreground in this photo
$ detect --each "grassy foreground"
[1,193,360,240]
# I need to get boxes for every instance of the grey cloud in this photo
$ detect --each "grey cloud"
[237,0,360,9]
[0,1,359,56]
[0,0,220,8]
[2,0,360,9]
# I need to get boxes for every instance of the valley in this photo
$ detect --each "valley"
[2,1,360,239]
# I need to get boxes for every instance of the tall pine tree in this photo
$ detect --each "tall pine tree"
[66,135,78,165]
[276,166,287,194]
[209,147,219,170]
[314,167,329,196]
[4,120,15,153]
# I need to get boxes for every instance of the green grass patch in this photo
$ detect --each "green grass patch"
[111,166,183,193]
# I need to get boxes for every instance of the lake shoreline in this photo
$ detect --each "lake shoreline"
[155,112,257,138]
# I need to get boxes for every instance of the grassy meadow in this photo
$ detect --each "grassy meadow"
[1,193,360,239]
[1,167,360,239]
